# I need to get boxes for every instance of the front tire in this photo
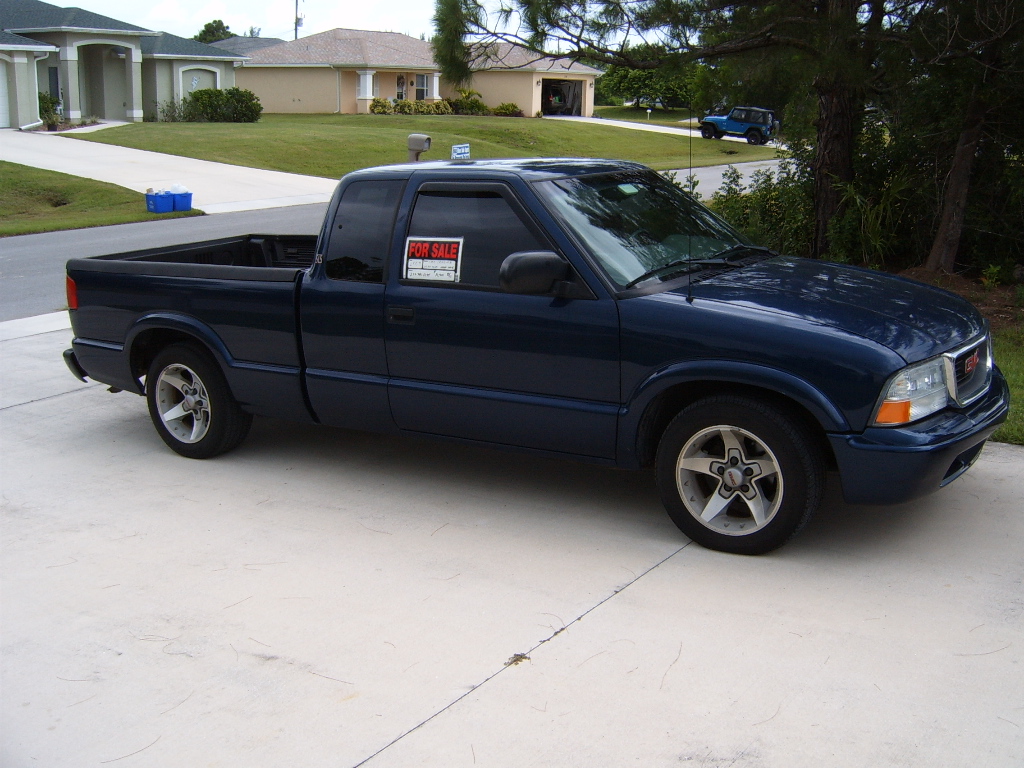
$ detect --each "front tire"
[146,344,252,459]
[655,396,824,555]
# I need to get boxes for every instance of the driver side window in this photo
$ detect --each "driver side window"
[405,189,547,288]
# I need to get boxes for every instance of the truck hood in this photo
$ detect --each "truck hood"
[673,257,984,362]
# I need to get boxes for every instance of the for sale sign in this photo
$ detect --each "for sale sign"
[403,237,464,282]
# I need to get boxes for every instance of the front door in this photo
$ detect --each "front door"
[384,181,620,459]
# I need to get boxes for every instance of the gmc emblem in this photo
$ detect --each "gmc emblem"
[964,350,980,375]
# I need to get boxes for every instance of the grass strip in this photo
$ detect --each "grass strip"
[71,113,776,178]
[0,161,200,237]
[594,105,697,125]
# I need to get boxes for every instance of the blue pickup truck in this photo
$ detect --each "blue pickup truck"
[64,158,1009,554]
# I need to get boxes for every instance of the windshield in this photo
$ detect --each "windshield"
[533,170,751,289]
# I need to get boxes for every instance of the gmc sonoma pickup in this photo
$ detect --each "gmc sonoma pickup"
[64,158,1009,554]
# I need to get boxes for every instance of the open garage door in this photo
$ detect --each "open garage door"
[0,60,10,128]
[541,79,582,116]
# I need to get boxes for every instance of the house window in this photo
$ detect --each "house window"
[415,74,428,101]
[372,74,379,98]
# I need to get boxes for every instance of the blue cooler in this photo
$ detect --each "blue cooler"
[146,192,173,213]
[172,192,193,212]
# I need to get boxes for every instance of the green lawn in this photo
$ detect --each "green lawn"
[0,161,200,237]
[594,105,697,125]
[993,325,1023,445]
[71,113,776,178]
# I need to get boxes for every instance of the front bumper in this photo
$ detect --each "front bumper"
[828,367,1010,505]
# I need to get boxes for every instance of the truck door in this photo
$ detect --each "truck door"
[384,181,620,459]
[301,178,405,432]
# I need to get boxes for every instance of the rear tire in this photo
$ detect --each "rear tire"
[146,343,252,459]
[746,129,763,145]
[700,123,717,140]
[655,396,824,555]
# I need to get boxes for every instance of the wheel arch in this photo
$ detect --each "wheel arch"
[127,314,235,392]
[624,364,848,470]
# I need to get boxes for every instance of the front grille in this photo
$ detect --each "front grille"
[948,337,991,406]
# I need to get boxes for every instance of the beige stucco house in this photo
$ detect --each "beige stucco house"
[237,29,600,116]
[0,0,243,127]
[467,43,600,117]
[236,29,443,115]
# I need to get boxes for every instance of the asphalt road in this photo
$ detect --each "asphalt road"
[0,204,328,322]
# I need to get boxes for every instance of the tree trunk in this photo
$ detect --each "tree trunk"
[811,79,856,258]
[924,97,987,273]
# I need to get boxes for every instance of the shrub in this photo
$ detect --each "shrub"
[159,88,262,123]
[707,158,815,259]
[493,102,524,117]
[450,96,490,115]
[223,87,263,122]
[428,99,453,115]
[38,92,60,126]
[393,99,416,115]
[369,97,394,114]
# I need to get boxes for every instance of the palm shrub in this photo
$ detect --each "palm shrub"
[493,102,524,117]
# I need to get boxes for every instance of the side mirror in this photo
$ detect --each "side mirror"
[499,251,569,295]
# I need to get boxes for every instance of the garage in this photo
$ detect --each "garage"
[541,78,583,116]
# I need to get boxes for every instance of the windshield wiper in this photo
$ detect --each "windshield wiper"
[623,259,701,289]
[696,244,778,263]
[623,245,777,289]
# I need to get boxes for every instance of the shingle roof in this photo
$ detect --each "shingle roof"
[142,31,245,59]
[470,43,601,75]
[0,28,56,48]
[209,36,286,55]
[245,28,436,69]
[0,0,153,34]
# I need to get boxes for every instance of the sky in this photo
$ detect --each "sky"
[67,0,439,43]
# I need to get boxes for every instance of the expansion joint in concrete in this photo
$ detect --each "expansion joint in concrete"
[350,541,692,767]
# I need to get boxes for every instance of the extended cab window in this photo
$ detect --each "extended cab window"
[324,179,405,282]
[405,189,546,287]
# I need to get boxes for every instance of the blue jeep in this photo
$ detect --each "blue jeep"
[701,106,779,144]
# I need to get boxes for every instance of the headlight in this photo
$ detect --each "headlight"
[873,357,948,425]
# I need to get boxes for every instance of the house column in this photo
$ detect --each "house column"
[125,45,143,121]
[430,71,441,102]
[356,69,375,114]
[58,46,81,119]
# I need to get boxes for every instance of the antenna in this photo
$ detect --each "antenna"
[687,109,694,304]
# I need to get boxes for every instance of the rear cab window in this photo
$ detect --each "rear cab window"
[324,179,406,282]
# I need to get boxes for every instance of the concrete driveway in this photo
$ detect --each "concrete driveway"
[2,320,1022,767]
[0,129,337,214]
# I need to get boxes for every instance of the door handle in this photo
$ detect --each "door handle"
[387,306,415,324]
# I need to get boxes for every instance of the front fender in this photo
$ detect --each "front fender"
[617,359,850,467]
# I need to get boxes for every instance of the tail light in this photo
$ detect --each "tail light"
[66,276,78,310]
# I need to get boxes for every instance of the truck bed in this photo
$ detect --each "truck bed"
[75,234,318,279]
